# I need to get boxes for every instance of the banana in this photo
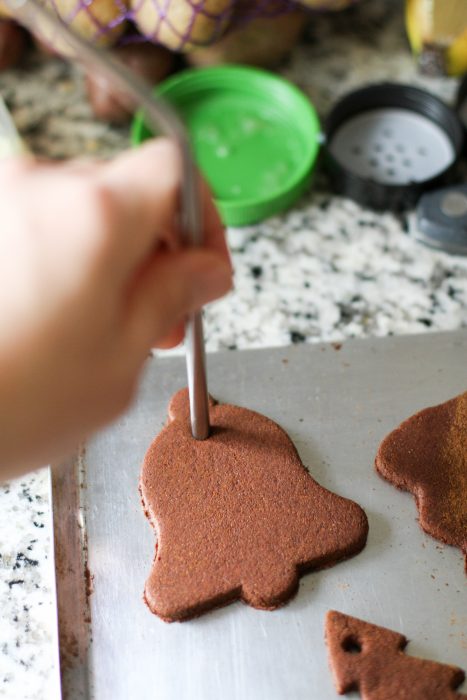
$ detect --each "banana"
[447,26,467,75]
[405,0,425,55]
[405,0,467,76]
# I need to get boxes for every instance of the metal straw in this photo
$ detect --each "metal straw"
[10,0,211,439]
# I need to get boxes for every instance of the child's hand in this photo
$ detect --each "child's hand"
[0,139,232,478]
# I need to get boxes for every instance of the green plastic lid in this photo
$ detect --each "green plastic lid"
[131,65,321,227]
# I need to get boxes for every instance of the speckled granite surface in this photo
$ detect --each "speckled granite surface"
[0,0,466,697]
[0,474,60,700]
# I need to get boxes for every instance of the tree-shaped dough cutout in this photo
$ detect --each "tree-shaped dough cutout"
[325,610,466,699]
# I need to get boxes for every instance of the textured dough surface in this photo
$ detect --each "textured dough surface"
[140,389,368,622]
[325,610,466,699]
[375,392,467,571]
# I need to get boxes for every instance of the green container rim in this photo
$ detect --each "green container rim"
[131,65,321,226]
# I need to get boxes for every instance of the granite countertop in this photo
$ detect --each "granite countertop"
[0,1,466,697]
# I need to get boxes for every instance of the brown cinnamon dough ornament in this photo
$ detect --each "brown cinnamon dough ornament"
[375,392,467,571]
[140,389,368,622]
[325,610,466,699]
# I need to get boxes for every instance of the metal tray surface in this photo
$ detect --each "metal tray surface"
[54,331,467,699]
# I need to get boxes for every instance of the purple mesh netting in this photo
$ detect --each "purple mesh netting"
[48,0,359,51]
[129,0,301,50]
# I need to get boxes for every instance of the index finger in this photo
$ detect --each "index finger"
[100,138,231,274]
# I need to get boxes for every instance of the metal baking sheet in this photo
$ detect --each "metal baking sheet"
[53,331,467,699]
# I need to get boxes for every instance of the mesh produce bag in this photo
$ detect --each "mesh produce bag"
[29,0,358,52]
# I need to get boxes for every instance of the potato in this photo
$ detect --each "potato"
[132,0,232,51]
[188,9,307,68]
[34,0,127,56]
[0,20,25,70]
[18,0,357,59]
[86,42,174,123]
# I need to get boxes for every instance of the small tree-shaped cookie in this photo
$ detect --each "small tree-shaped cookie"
[326,610,466,699]
[140,389,368,622]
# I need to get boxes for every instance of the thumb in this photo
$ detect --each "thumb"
[124,249,232,353]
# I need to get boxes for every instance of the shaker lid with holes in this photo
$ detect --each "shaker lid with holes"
[324,83,464,212]
[131,65,321,227]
